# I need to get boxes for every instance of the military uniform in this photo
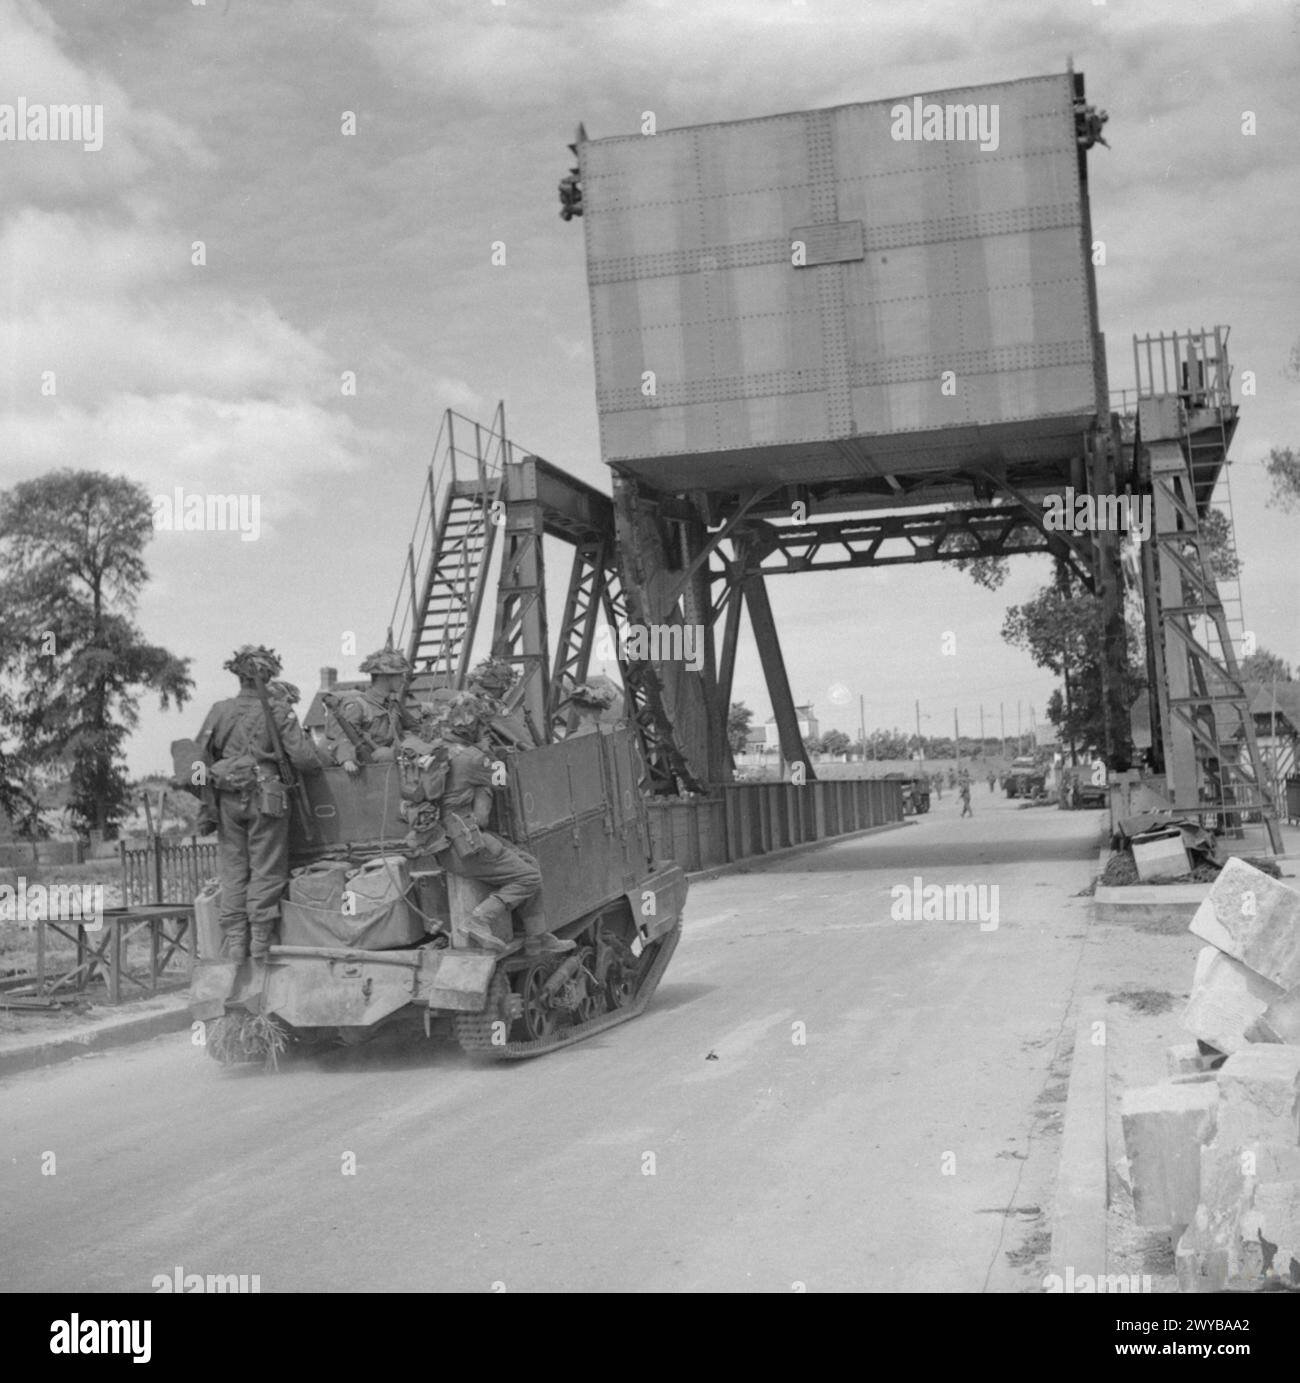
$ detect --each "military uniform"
[467,657,537,751]
[431,692,570,956]
[324,685,421,765]
[196,647,318,961]
[435,739,544,923]
[324,644,421,767]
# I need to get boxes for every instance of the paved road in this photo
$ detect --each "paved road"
[1,792,1102,1292]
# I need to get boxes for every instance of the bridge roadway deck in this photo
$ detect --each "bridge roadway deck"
[0,790,1102,1293]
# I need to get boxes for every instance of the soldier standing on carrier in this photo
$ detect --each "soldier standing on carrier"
[195,646,319,962]
[466,657,537,750]
[325,644,422,770]
[433,692,574,958]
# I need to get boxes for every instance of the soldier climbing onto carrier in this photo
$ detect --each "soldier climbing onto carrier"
[324,642,422,771]
[403,691,573,958]
[194,645,319,962]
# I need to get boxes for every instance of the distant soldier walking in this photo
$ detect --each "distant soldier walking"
[195,646,319,961]
[960,776,973,818]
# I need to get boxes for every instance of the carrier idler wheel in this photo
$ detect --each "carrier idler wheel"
[518,962,557,1041]
[597,935,638,1010]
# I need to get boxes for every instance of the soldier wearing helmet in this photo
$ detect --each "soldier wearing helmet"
[560,679,618,738]
[324,643,424,773]
[430,691,572,957]
[193,645,319,962]
[467,657,538,750]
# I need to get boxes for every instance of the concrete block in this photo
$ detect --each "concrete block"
[1200,1047,1300,1226]
[1191,858,1300,991]
[1177,1180,1300,1291]
[1133,831,1190,882]
[1239,1180,1300,1283]
[1121,1080,1219,1227]
[1166,1042,1226,1076]
[1181,945,1285,1054]
[1256,986,1300,1046]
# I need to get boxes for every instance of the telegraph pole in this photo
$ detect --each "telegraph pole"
[915,699,922,762]
[1017,700,1023,755]
[979,704,985,754]
[954,707,960,775]
[859,693,866,763]
[1000,702,1006,759]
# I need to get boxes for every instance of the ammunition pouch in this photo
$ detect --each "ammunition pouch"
[255,769,289,819]
[444,810,485,860]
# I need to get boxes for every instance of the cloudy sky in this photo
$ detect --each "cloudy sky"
[2,0,1297,774]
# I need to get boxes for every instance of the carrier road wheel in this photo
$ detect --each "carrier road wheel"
[574,945,606,1022]
[518,963,557,1041]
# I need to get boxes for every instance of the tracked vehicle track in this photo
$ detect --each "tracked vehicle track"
[452,922,681,1059]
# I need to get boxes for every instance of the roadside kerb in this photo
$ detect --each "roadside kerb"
[0,995,191,1079]
[1049,997,1109,1286]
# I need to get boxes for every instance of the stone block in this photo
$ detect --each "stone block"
[1182,945,1285,1054]
[1190,859,1300,991]
[1122,1080,1219,1227]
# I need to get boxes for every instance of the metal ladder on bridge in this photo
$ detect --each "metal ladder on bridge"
[390,406,509,682]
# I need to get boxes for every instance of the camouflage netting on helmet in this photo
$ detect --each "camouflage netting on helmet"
[569,680,617,710]
[444,690,487,736]
[360,646,413,676]
[468,657,517,694]
[223,645,282,680]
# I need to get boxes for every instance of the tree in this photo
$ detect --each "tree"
[1198,507,1240,582]
[1002,581,1145,763]
[0,471,194,838]
[821,728,851,758]
[1241,648,1294,684]
[947,530,1010,591]
[803,735,824,756]
[727,701,754,755]
[1264,446,1300,512]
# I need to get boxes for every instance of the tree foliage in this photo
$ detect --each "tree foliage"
[1263,446,1300,512]
[820,728,851,757]
[0,471,194,837]
[1241,647,1294,684]
[727,701,754,755]
[1002,582,1145,759]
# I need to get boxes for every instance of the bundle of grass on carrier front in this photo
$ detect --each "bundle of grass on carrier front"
[206,1011,287,1071]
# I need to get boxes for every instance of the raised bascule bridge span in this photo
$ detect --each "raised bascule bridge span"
[385,68,1279,860]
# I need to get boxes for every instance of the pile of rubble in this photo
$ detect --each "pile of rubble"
[1121,858,1300,1291]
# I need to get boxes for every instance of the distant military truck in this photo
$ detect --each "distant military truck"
[1004,756,1048,799]
[1059,762,1107,809]
[190,724,686,1064]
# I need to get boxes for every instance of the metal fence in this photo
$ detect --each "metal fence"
[115,779,904,903]
[119,836,218,906]
[646,778,905,872]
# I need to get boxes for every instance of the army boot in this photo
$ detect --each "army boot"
[249,923,274,961]
[464,898,510,953]
[524,932,576,957]
[221,925,250,963]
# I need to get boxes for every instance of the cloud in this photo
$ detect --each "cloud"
[0,0,210,201]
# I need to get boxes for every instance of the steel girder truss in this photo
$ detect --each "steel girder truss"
[1144,438,1281,849]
